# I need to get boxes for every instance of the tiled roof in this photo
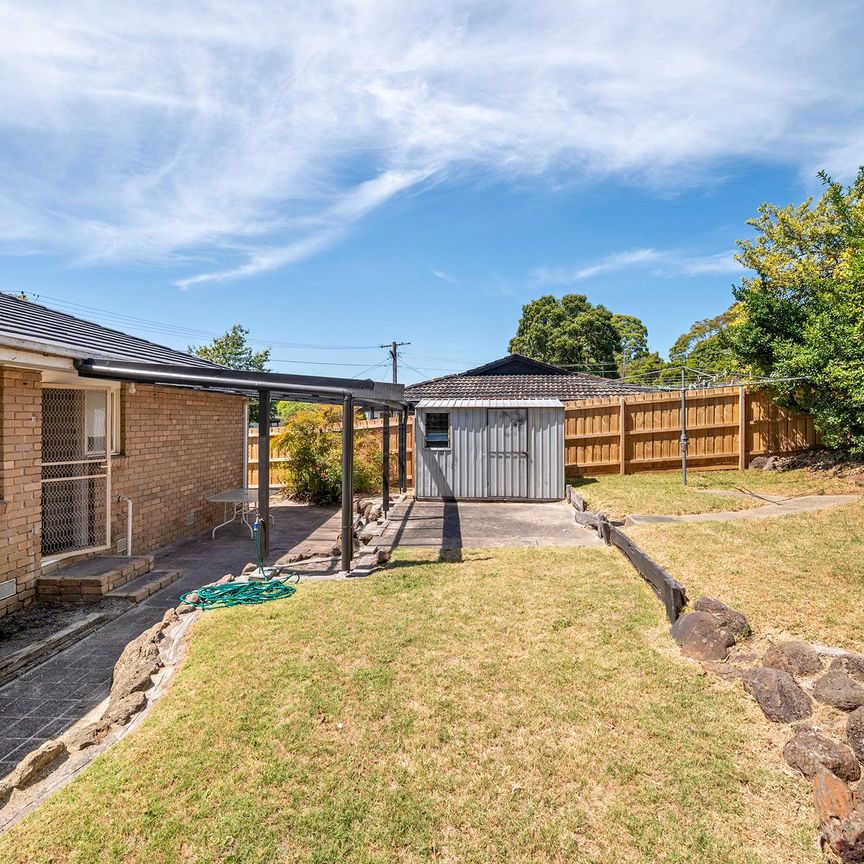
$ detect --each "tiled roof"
[0,292,219,367]
[405,369,650,403]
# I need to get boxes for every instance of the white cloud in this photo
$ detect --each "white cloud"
[532,248,741,285]
[0,1,861,283]
[430,268,456,283]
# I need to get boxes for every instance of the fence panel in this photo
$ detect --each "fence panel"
[248,388,818,487]
[564,386,817,477]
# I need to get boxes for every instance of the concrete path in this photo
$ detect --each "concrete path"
[379,499,603,550]
[625,493,859,526]
[0,501,341,777]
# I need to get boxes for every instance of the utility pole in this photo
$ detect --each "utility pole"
[379,341,411,384]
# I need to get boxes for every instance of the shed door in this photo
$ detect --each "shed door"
[487,408,528,498]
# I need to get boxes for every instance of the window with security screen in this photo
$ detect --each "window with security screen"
[424,412,450,448]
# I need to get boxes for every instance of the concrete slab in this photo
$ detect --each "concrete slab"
[378,499,601,550]
[626,493,860,526]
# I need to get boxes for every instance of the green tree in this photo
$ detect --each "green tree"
[508,294,623,376]
[732,169,864,454]
[190,324,271,423]
[189,324,270,371]
[657,304,745,384]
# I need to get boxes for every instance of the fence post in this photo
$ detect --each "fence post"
[738,386,747,470]
[619,397,627,475]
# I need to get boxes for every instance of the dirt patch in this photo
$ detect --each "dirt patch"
[0,602,124,666]
[772,448,864,480]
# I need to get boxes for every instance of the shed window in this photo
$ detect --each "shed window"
[424,412,450,448]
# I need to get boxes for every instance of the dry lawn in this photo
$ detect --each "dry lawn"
[0,547,821,863]
[629,496,864,650]
[570,468,861,520]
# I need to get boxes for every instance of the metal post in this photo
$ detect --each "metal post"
[258,389,271,558]
[680,370,688,486]
[341,393,354,572]
[382,408,390,515]
[398,408,407,492]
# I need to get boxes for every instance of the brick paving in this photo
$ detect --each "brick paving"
[0,502,339,776]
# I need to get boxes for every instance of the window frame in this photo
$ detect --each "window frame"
[424,411,451,450]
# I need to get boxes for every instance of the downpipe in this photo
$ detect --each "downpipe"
[118,495,133,556]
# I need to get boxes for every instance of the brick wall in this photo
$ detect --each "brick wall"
[0,367,42,620]
[110,384,246,554]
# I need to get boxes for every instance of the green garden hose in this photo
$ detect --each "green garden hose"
[180,573,300,610]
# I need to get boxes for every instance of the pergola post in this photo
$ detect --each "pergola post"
[257,389,271,559]
[382,408,391,515]
[398,407,408,492]
[341,393,354,572]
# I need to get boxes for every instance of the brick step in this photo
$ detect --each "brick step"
[37,555,154,603]
[106,570,181,603]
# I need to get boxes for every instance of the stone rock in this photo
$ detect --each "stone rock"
[701,661,743,681]
[743,666,813,723]
[7,740,68,790]
[110,623,164,705]
[241,562,259,575]
[749,456,769,469]
[0,778,12,804]
[693,597,751,640]
[181,591,199,605]
[358,526,376,544]
[832,654,864,685]
[762,455,778,471]
[105,690,148,726]
[764,640,824,677]
[374,547,390,564]
[814,769,864,864]
[783,731,861,782]
[65,720,111,753]
[814,672,864,711]
[365,505,383,522]
[848,707,864,764]
[161,607,179,626]
[670,611,735,661]
[175,601,196,615]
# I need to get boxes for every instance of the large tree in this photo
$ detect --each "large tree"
[732,169,864,454]
[189,324,270,372]
[508,294,624,376]
[190,324,271,422]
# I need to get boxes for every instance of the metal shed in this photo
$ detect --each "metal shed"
[414,399,565,501]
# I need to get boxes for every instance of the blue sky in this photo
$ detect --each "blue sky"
[2,1,863,384]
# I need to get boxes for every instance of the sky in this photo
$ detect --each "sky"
[1,1,863,384]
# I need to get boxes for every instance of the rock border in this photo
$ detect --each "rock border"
[0,592,203,833]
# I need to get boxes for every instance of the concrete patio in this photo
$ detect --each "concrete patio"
[377,498,601,550]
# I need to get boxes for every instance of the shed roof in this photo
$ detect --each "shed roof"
[405,355,650,403]
[416,398,563,408]
[0,292,219,367]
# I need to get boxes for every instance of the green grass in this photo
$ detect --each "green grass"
[629,496,864,650]
[0,548,819,863]
[569,468,860,520]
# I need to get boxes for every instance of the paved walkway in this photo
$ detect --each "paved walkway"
[0,502,340,777]
[625,493,859,526]
[379,499,603,550]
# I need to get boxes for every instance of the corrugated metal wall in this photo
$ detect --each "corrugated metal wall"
[414,406,564,500]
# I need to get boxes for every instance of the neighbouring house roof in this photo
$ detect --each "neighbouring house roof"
[405,354,650,403]
[416,398,564,409]
[0,292,218,367]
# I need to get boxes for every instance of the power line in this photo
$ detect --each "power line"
[21,292,383,352]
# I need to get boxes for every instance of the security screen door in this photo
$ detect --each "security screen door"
[41,387,110,559]
[487,408,528,498]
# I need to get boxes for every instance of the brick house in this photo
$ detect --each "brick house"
[0,293,248,620]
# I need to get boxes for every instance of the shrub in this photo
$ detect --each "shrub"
[271,405,383,505]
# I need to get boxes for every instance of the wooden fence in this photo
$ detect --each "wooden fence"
[565,386,817,476]
[248,387,817,486]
